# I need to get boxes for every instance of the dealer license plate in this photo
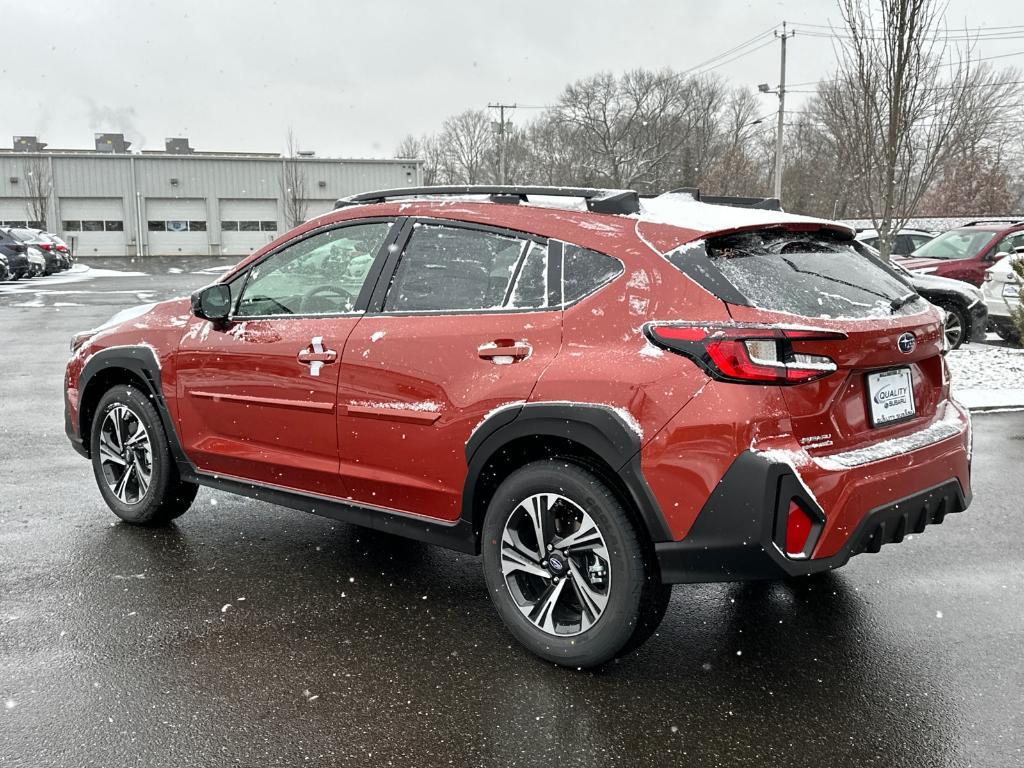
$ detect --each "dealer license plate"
[866,367,915,427]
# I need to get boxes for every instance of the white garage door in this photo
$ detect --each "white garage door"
[146,198,209,256]
[219,199,279,256]
[0,198,40,228]
[60,198,126,257]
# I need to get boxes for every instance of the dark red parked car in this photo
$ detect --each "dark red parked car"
[896,219,1024,286]
[64,186,972,667]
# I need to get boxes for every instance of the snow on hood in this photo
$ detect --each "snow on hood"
[635,192,855,239]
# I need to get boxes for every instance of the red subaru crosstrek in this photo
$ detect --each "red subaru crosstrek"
[65,186,972,667]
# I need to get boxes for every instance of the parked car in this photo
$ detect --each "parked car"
[26,247,46,277]
[49,233,74,266]
[0,228,32,280]
[856,227,935,256]
[64,186,972,667]
[897,219,1024,286]
[855,240,986,350]
[0,252,9,281]
[6,228,63,274]
[981,252,1023,343]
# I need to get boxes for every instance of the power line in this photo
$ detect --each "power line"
[679,24,780,74]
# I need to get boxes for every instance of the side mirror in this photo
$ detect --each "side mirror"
[191,284,232,321]
[990,250,1010,262]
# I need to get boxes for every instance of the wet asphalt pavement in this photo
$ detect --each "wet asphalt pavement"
[1,258,1022,768]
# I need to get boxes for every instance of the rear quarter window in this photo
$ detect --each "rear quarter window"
[562,244,622,304]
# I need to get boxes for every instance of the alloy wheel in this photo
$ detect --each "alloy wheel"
[499,492,612,636]
[98,405,153,505]
[944,310,963,349]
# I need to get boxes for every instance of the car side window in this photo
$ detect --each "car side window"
[996,232,1024,255]
[562,244,623,304]
[236,221,392,317]
[383,224,545,312]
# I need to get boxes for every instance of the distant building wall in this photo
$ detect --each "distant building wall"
[0,152,421,257]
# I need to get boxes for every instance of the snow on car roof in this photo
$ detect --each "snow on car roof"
[634,192,855,238]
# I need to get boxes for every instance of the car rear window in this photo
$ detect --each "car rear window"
[666,231,922,319]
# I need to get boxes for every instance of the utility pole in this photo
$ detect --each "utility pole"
[771,22,795,202]
[488,102,516,184]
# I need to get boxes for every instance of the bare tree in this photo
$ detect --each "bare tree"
[23,157,51,228]
[280,129,308,228]
[439,110,494,184]
[833,0,1020,256]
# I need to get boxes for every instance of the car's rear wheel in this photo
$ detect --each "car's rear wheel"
[482,460,669,668]
[994,323,1021,344]
[90,385,197,525]
[938,301,968,350]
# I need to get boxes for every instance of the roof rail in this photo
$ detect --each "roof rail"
[666,187,783,212]
[964,218,1024,227]
[335,185,640,215]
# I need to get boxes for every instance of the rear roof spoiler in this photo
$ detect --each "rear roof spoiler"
[663,188,784,211]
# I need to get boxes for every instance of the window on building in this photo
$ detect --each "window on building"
[189,220,207,232]
[220,221,238,231]
[260,221,277,232]
[238,221,260,232]
[148,221,166,232]
[2,220,27,228]
[81,221,104,232]
[104,220,124,232]
[63,221,81,232]
[28,221,44,230]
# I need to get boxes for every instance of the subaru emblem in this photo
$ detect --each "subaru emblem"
[897,333,915,354]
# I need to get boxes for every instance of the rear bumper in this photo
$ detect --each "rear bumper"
[655,407,972,584]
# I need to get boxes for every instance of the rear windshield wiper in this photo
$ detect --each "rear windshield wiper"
[890,292,920,311]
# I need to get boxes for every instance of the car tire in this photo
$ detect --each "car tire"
[994,324,1021,344]
[937,301,969,350]
[481,459,667,668]
[89,385,197,525]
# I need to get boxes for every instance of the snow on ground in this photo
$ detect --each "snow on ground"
[948,337,1024,411]
[0,263,145,293]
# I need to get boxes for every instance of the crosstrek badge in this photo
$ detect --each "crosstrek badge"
[866,368,916,426]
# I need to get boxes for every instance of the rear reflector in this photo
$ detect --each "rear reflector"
[785,502,814,557]
[645,322,843,385]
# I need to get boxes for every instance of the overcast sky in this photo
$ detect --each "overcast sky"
[1,0,1020,158]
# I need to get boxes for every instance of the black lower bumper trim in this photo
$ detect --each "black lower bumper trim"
[655,450,969,584]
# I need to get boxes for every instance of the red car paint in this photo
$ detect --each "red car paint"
[895,222,1024,287]
[65,195,972,577]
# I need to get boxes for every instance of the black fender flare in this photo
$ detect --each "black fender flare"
[75,345,195,478]
[462,402,672,543]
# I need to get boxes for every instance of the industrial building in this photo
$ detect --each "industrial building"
[0,134,421,257]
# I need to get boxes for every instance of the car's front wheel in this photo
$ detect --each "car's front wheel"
[90,385,197,525]
[482,460,670,668]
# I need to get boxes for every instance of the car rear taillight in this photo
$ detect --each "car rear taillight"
[39,242,53,251]
[13,243,26,253]
[645,323,845,385]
